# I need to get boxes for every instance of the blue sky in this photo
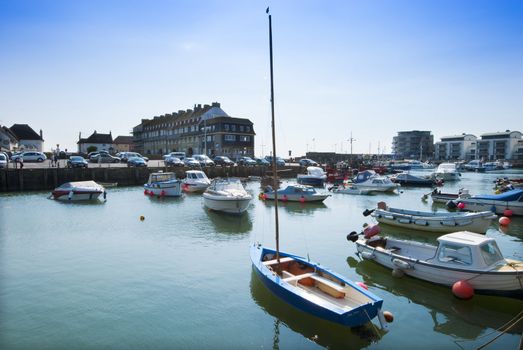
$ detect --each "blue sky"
[0,0,522,156]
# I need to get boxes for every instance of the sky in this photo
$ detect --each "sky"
[0,0,522,156]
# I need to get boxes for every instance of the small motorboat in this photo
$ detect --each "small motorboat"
[366,202,497,234]
[330,184,371,195]
[262,184,330,202]
[428,188,471,204]
[297,166,327,187]
[51,181,106,201]
[453,189,523,216]
[348,231,523,298]
[203,178,252,214]
[144,172,182,197]
[432,163,461,181]
[182,170,210,193]
[390,172,434,187]
[352,170,398,193]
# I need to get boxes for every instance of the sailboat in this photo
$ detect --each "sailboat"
[250,8,389,329]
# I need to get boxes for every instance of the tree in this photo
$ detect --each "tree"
[87,146,97,153]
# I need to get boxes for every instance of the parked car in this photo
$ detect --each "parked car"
[12,151,47,162]
[213,156,236,167]
[237,156,257,166]
[183,157,200,167]
[89,153,120,163]
[299,158,319,167]
[265,156,285,167]
[254,157,270,166]
[163,151,186,161]
[165,156,184,167]
[0,153,7,168]
[88,150,109,159]
[193,154,215,167]
[127,156,147,167]
[120,152,149,163]
[67,156,88,168]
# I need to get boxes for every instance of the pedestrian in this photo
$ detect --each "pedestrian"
[54,153,59,168]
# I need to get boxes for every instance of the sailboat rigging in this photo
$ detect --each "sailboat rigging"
[250,8,390,329]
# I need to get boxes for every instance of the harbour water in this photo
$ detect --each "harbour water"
[1,171,522,349]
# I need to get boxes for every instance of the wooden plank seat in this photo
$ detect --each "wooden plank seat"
[310,275,346,299]
[263,256,294,266]
[282,272,316,283]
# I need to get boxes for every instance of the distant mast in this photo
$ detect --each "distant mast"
[267,7,280,263]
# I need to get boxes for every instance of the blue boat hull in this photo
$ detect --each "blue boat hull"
[250,245,383,327]
[297,177,324,187]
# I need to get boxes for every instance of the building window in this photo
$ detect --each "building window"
[231,124,236,131]
[240,136,250,142]
[239,125,244,132]
[224,124,229,131]
[224,135,236,141]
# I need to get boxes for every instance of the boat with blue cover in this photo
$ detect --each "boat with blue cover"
[390,172,434,187]
[455,188,523,216]
[263,184,330,202]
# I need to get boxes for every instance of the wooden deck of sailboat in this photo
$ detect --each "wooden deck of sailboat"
[296,283,362,311]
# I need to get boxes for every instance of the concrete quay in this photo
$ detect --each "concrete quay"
[0,165,300,192]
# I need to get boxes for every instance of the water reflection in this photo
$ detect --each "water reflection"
[250,270,382,349]
[205,209,252,235]
[351,258,523,339]
[261,200,329,216]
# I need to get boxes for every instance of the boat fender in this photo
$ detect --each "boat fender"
[499,216,511,226]
[68,191,73,200]
[398,218,411,224]
[361,251,374,260]
[383,215,395,220]
[503,209,513,217]
[299,196,305,203]
[391,268,404,278]
[144,189,149,195]
[363,224,381,239]
[103,191,107,200]
[160,190,166,197]
[414,220,428,226]
[452,280,474,300]
[356,281,368,290]
[392,258,411,270]
[457,202,465,210]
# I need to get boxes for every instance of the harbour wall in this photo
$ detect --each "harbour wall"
[0,166,300,192]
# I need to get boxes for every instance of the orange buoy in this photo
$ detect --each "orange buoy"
[356,281,368,290]
[262,193,267,200]
[452,280,474,299]
[383,311,394,323]
[140,215,145,221]
[503,209,513,217]
[499,216,511,226]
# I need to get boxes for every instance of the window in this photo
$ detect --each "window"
[224,135,236,141]
[479,241,503,266]
[437,244,472,265]
[231,124,236,131]
[240,136,250,142]
[224,124,229,131]
[239,125,244,132]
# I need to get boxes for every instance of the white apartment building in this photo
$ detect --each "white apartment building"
[434,134,477,161]
[476,130,522,161]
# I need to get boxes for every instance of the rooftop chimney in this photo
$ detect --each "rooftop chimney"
[40,129,43,138]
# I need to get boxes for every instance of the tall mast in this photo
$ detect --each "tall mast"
[267,8,280,261]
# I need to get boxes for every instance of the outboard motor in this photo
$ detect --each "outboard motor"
[362,208,375,217]
[346,231,359,243]
[446,200,457,210]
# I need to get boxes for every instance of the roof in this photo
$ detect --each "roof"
[438,231,492,246]
[113,136,133,144]
[480,131,522,137]
[78,131,113,144]
[9,124,43,141]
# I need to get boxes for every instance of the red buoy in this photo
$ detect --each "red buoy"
[356,281,368,290]
[383,311,394,323]
[299,196,305,203]
[452,280,474,299]
[160,190,166,197]
[144,189,148,195]
[457,202,466,210]
[499,216,511,226]
[261,193,267,200]
[503,209,513,217]
[282,194,288,202]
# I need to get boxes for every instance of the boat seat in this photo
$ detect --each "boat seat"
[310,275,346,299]
[282,272,316,283]
[263,256,294,266]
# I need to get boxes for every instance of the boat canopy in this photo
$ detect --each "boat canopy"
[438,231,493,246]
[57,181,102,189]
[471,189,523,201]
[354,170,376,183]
[149,172,176,183]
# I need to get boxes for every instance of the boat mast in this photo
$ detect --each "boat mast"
[267,8,280,262]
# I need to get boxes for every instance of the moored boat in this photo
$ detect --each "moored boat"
[263,184,330,202]
[297,166,327,187]
[51,181,106,201]
[348,231,523,298]
[352,170,398,193]
[433,163,461,181]
[182,170,210,193]
[390,172,435,187]
[454,188,523,216]
[366,202,497,234]
[429,188,471,204]
[144,172,182,197]
[203,177,252,214]
[330,184,371,195]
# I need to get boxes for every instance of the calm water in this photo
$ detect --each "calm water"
[1,171,522,349]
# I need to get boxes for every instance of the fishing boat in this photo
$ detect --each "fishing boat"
[251,9,390,330]
[365,202,497,234]
[144,172,182,197]
[352,170,398,193]
[390,172,434,187]
[297,166,327,187]
[182,170,211,193]
[348,231,523,298]
[51,181,106,201]
[428,188,471,204]
[432,163,461,181]
[262,184,330,202]
[453,188,523,216]
[203,178,252,214]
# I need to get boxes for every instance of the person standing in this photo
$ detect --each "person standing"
[19,156,24,169]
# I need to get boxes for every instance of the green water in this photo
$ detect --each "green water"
[1,171,522,349]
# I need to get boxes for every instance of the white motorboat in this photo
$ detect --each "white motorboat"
[51,181,106,201]
[263,184,330,202]
[428,188,471,204]
[349,231,523,298]
[297,166,327,187]
[433,163,461,181]
[367,202,497,234]
[455,189,523,216]
[331,184,371,195]
[352,170,398,193]
[182,170,211,193]
[144,172,182,197]
[203,178,252,214]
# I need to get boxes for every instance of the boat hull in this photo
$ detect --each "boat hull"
[251,245,384,327]
[182,182,209,193]
[433,172,461,181]
[144,182,182,197]
[264,193,329,202]
[459,199,523,216]
[203,194,251,214]
[355,241,523,298]
[53,190,103,201]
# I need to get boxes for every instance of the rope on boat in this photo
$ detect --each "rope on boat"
[475,311,523,350]
[506,261,523,291]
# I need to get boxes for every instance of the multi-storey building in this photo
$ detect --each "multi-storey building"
[134,102,255,159]
[434,134,477,161]
[392,130,434,160]
[476,130,522,161]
